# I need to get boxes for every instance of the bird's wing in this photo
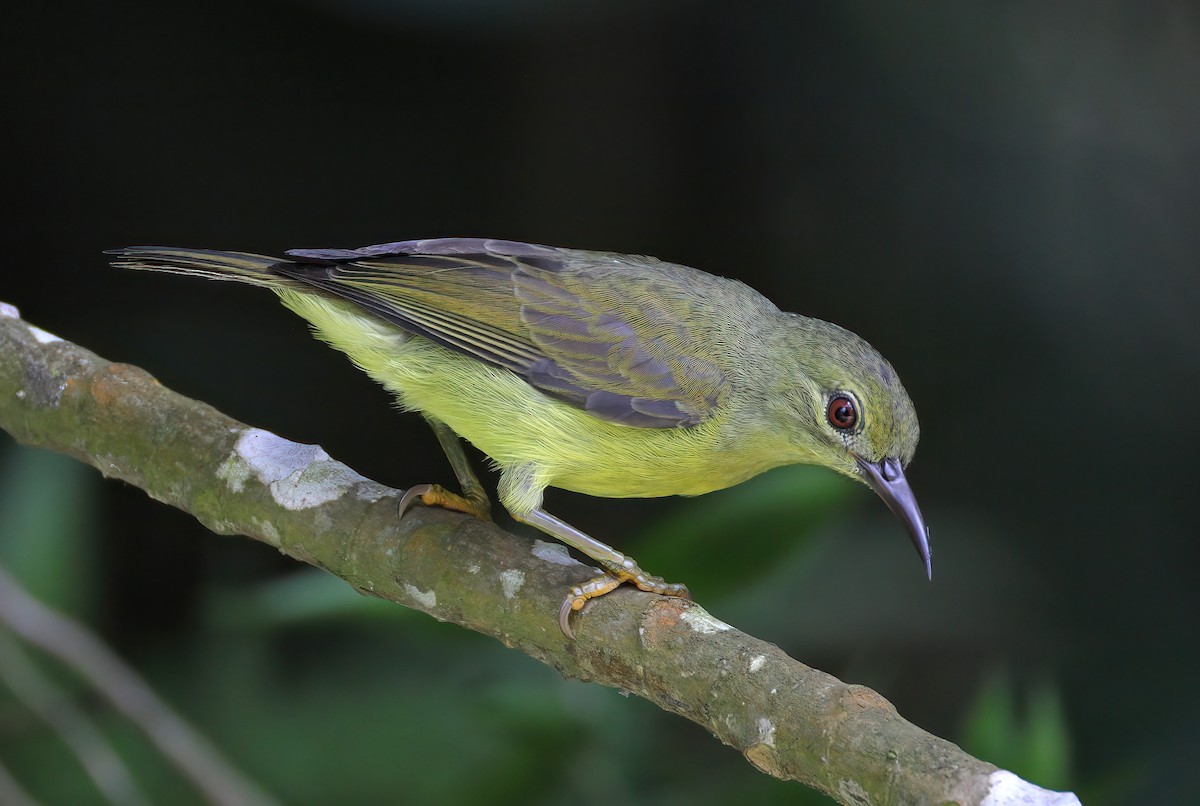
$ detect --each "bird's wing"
[275,238,729,427]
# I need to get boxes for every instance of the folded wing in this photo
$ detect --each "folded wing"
[275,238,729,428]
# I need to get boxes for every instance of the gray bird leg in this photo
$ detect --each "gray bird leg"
[499,465,689,638]
[397,417,491,521]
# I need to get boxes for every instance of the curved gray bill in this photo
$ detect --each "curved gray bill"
[856,456,932,579]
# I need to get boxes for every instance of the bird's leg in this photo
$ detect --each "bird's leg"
[398,417,491,521]
[513,508,690,638]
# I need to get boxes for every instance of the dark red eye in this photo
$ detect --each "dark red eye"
[827,396,857,430]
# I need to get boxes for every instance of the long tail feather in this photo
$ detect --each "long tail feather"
[106,247,301,289]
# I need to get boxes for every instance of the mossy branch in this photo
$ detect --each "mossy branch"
[0,302,1079,806]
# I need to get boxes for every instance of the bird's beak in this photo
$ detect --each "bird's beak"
[855,456,932,580]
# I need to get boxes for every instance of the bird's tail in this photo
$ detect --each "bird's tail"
[106,246,303,289]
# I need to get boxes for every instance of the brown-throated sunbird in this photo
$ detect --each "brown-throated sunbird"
[109,238,929,637]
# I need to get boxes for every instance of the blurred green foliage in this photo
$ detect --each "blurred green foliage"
[635,465,854,598]
[960,670,1072,791]
[0,447,98,616]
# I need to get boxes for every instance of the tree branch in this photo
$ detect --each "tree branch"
[0,302,1080,806]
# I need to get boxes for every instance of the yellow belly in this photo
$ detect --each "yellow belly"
[279,290,782,500]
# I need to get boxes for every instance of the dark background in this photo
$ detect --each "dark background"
[3,1,1197,803]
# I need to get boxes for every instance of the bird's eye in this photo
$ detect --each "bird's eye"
[827,395,857,430]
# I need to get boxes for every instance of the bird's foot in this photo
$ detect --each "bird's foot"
[399,483,492,522]
[558,559,690,639]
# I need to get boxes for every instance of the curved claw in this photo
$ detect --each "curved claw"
[558,597,578,639]
[398,483,492,521]
[398,484,433,518]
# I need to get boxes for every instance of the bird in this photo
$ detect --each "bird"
[108,238,929,637]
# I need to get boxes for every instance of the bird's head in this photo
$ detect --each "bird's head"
[772,315,930,578]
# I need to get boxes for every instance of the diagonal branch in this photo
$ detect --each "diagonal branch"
[0,302,1079,806]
